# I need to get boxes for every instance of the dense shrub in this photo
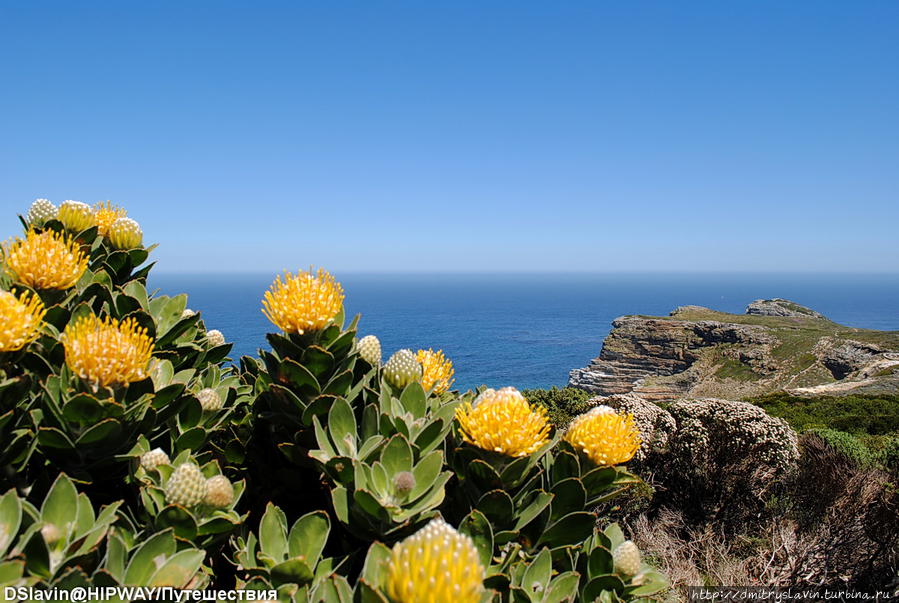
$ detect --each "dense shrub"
[749,392,899,435]
[805,428,880,468]
[664,398,799,523]
[0,199,669,601]
[522,385,593,427]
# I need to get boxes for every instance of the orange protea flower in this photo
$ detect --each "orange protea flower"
[564,406,642,467]
[2,229,88,290]
[0,290,46,352]
[416,348,455,394]
[93,201,127,236]
[455,387,551,457]
[62,314,154,389]
[262,268,345,334]
[386,518,484,603]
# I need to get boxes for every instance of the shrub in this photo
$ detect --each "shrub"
[749,392,899,436]
[805,428,879,468]
[522,386,593,427]
[664,398,799,523]
[0,199,668,600]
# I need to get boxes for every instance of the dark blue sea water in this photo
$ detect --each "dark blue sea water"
[149,273,899,392]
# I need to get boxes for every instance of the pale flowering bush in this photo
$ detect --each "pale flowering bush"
[665,398,799,520]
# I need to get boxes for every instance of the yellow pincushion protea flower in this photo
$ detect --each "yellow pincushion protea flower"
[385,518,484,603]
[57,201,96,233]
[2,229,88,290]
[416,348,455,394]
[564,406,642,467]
[0,290,46,352]
[93,201,127,236]
[62,314,154,389]
[455,387,551,457]
[262,268,345,334]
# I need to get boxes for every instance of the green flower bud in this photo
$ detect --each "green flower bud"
[140,448,170,471]
[384,349,422,389]
[613,540,641,577]
[165,463,207,508]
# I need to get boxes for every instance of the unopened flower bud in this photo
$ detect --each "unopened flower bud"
[357,335,382,366]
[107,217,142,249]
[140,448,170,471]
[197,388,223,412]
[204,475,235,508]
[393,471,416,498]
[206,329,225,347]
[384,349,422,389]
[613,540,641,577]
[26,198,57,225]
[165,463,207,508]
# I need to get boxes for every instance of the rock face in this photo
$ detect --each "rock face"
[569,300,899,400]
[746,298,825,319]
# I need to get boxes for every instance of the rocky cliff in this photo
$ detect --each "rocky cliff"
[568,299,899,400]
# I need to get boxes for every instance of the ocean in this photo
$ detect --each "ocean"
[149,273,899,392]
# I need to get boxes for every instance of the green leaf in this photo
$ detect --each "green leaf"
[583,574,626,600]
[288,511,329,565]
[271,558,315,586]
[536,512,596,548]
[399,383,427,417]
[278,358,321,394]
[323,369,353,396]
[380,434,413,475]
[581,466,618,499]
[353,489,389,522]
[259,503,289,561]
[360,542,392,590]
[545,571,581,603]
[588,545,614,579]
[522,547,553,594]
[603,523,626,549]
[302,346,335,377]
[41,474,79,534]
[155,506,199,541]
[76,418,123,446]
[62,393,111,425]
[549,477,587,522]
[37,427,76,450]
[551,450,581,483]
[327,398,357,457]
[459,510,493,570]
[409,450,444,500]
[331,486,349,524]
[0,491,22,557]
[148,549,205,588]
[514,491,554,531]
[477,489,514,525]
[124,530,176,585]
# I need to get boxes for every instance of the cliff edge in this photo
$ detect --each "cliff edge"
[568,299,899,400]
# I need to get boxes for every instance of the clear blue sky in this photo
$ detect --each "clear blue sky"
[2,2,897,273]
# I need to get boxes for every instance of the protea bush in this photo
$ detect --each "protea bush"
[0,198,668,601]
